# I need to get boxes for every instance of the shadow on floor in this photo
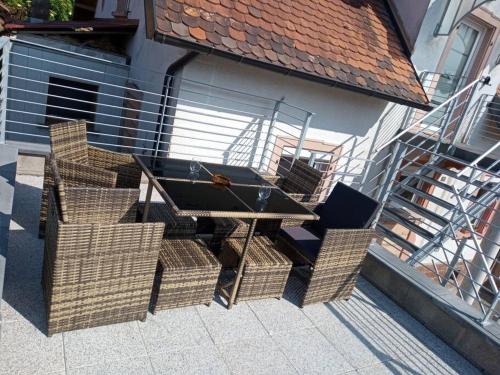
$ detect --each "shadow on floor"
[2,180,48,334]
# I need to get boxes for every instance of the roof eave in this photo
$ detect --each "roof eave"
[154,32,432,111]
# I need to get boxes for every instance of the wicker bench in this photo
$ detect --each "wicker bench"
[219,236,292,303]
[151,239,221,312]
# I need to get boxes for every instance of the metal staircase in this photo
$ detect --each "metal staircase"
[363,75,500,323]
[378,154,499,265]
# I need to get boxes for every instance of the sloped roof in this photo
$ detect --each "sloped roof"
[149,0,429,109]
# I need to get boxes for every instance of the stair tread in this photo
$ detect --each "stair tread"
[417,175,480,203]
[398,185,455,210]
[382,207,434,241]
[426,165,484,187]
[390,194,449,226]
[376,224,419,254]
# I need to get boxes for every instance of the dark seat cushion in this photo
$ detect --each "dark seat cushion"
[279,226,321,263]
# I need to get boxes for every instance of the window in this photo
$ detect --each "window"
[45,77,98,130]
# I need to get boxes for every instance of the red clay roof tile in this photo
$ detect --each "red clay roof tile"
[153,0,429,108]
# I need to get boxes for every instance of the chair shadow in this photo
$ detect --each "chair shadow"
[2,180,48,334]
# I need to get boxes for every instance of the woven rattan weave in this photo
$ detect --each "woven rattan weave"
[277,228,374,306]
[42,160,164,335]
[220,236,292,303]
[39,120,142,236]
[151,239,221,312]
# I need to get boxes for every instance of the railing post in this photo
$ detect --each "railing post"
[294,111,313,161]
[0,39,11,144]
[372,141,405,225]
[258,97,282,171]
[154,75,172,158]
[449,79,482,148]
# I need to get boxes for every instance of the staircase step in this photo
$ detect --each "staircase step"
[417,175,454,193]
[382,207,434,241]
[376,224,419,254]
[398,185,455,210]
[390,194,449,226]
[417,175,480,203]
[425,165,484,187]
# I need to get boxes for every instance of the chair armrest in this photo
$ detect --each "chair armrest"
[63,187,141,224]
[261,174,282,186]
[88,145,142,188]
[54,158,118,188]
[281,202,323,228]
[288,193,320,203]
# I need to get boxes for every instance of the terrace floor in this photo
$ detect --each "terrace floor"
[0,174,481,375]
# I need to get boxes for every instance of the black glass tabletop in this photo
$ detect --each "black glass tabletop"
[157,179,252,215]
[134,155,272,186]
[228,185,314,217]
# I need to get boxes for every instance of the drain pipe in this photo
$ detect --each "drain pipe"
[153,51,198,157]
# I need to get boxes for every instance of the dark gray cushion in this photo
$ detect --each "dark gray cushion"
[279,226,321,262]
[313,182,379,235]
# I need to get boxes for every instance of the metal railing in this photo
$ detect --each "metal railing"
[0,36,498,325]
[365,73,499,324]
[0,37,313,180]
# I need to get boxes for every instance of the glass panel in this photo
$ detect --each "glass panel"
[136,156,212,181]
[201,162,271,186]
[229,185,314,216]
[157,180,252,214]
[434,23,479,103]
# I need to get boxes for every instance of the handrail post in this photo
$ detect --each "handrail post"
[0,39,11,144]
[449,78,481,148]
[372,141,405,226]
[293,111,313,161]
[258,97,282,171]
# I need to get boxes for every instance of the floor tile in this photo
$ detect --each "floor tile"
[248,297,314,335]
[319,323,395,369]
[0,320,65,375]
[63,321,148,369]
[217,335,298,375]
[67,356,154,375]
[272,327,355,374]
[138,307,213,355]
[150,343,230,375]
[196,301,268,344]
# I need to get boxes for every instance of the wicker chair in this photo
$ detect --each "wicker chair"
[39,120,143,236]
[219,236,292,303]
[42,159,164,336]
[151,239,221,312]
[276,182,379,306]
[214,159,324,242]
[139,202,197,238]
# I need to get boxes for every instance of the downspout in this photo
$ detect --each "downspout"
[153,51,198,157]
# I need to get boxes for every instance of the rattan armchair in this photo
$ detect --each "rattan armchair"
[276,182,379,306]
[42,159,164,336]
[39,120,143,236]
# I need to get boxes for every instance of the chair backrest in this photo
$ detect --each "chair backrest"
[49,157,138,224]
[281,159,323,195]
[49,120,89,164]
[313,182,379,235]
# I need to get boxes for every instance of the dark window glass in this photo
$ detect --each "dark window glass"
[45,77,98,130]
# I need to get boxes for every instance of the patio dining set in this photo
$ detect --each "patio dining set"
[39,120,379,336]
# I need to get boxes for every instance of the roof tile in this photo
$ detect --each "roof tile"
[153,0,428,107]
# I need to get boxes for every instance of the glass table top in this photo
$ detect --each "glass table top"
[135,154,317,220]
[135,155,271,186]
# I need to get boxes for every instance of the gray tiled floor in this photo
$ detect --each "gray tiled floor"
[0,175,482,375]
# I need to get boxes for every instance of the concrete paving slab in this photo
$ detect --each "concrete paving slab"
[63,321,148,369]
[0,320,65,375]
